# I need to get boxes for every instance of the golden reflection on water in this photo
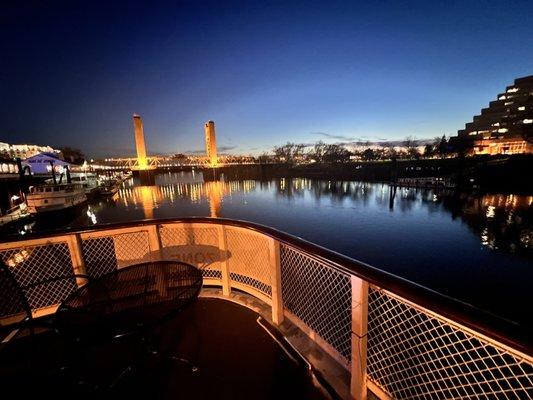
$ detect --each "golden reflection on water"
[117,179,257,218]
[139,186,155,219]
[462,194,532,252]
[205,181,223,217]
[481,194,533,209]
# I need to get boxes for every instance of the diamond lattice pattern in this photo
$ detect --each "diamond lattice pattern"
[0,243,76,309]
[82,231,152,277]
[367,287,533,400]
[280,244,352,362]
[159,225,222,280]
[225,227,272,296]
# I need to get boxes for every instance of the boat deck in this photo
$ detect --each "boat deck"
[0,297,329,399]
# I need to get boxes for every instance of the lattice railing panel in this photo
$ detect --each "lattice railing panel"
[82,237,118,277]
[280,244,352,362]
[0,242,75,309]
[82,231,152,277]
[367,287,533,400]
[25,278,79,310]
[159,224,222,280]
[225,227,271,296]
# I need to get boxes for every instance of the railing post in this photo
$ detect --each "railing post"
[350,276,369,400]
[269,238,284,325]
[67,233,87,286]
[218,225,231,296]
[147,224,162,260]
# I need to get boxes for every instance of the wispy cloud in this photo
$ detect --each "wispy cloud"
[311,132,360,141]
[219,145,237,152]
[184,145,238,155]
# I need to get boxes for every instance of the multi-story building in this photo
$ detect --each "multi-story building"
[0,142,61,160]
[453,75,533,155]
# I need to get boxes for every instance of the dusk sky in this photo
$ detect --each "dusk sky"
[1,1,532,157]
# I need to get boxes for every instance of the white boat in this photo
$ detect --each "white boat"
[70,172,100,195]
[26,184,87,215]
[46,172,99,196]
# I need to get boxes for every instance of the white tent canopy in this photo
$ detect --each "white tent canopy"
[23,152,73,175]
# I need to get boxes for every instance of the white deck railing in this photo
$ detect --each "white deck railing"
[1,218,531,399]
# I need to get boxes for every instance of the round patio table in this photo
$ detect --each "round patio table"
[55,260,203,342]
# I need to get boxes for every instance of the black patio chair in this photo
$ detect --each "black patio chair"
[0,261,90,347]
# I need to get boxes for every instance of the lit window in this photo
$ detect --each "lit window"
[507,87,519,93]
[504,101,513,105]
[499,95,506,100]
[518,106,525,111]
[523,119,533,124]
[498,128,508,133]
[491,122,500,127]
[468,131,478,136]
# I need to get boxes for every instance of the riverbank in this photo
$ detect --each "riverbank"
[216,154,533,193]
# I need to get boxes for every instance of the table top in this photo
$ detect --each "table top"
[55,260,203,338]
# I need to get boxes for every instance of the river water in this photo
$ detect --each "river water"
[4,171,532,327]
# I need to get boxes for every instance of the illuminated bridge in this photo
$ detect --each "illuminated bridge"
[89,155,258,171]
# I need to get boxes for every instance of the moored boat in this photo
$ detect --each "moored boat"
[26,184,87,215]
[46,172,100,196]
[96,181,119,196]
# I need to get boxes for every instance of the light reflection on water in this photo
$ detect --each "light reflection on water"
[5,172,532,326]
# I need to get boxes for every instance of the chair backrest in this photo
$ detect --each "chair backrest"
[0,262,32,325]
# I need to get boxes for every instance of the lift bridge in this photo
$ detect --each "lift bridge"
[90,156,258,171]
[90,156,213,171]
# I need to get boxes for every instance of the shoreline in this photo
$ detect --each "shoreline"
[213,154,533,194]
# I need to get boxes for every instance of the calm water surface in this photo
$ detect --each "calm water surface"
[8,172,533,327]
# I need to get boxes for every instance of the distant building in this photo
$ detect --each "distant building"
[205,121,218,166]
[0,142,61,160]
[453,75,533,155]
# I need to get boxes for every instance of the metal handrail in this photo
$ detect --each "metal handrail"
[0,216,531,356]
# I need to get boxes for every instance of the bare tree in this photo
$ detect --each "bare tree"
[403,136,416,149]
[258,152,272,163]
[273,142,306,164]
[312,141,327,163]
[323,144,351,163]
[382,142,397,160]
[361,148,376,161]
[403,136,420,159]
[436,135,448,155]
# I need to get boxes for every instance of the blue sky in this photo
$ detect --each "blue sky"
[1,0,532,157]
